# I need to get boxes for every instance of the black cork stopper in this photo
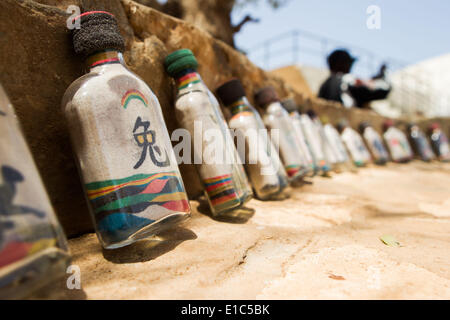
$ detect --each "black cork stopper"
[254,86,279,108]
[306,109,317,119]
[407,123,417,131]
[383,119,394,132]
[359,121,370,133]
[337,119,349,133]
[72,11,125,58]
[215,79,247,106]
[281,98,298,113]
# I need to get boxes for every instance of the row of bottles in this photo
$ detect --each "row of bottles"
[1,11,449,298]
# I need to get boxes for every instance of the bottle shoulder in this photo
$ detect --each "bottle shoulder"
[62,73,99,109]
[228,112,257,128]
[175,89,212,111]
[62,67,157,112]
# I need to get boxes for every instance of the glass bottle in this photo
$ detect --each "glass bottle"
[337,121,372,167]
[407,124,435,162]
[322,122,354,171]
[281,98,316,176]
[254,87,310,183]
[0,84,70,299]
[359,122,389,165]
[307,110,343,170]
[164,49,252,216]
[428,123,450,162]
[62,12,190,249]
[383,120,413,163]
[301,110,332,175]
[216,79,288,200]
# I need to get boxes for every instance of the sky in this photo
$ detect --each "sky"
[232,0,450,76]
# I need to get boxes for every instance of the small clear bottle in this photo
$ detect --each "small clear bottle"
[281,98,316,176]
[62,12,190,249]
[307,110,341,170]
[407,124,435,162]
[164,49,252,216]
[297,109,331,175]
[428,123,450,162]
[216,79,289,200]
[0,84,70,299]
[254,87,310,183]
[359,122,389,165]
[337,121,372,167]
[383,120,413,163]
[322,121,354,171]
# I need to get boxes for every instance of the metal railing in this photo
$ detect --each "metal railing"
[243,28,446,118]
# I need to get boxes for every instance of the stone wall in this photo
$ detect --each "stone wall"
[0,0,448,237]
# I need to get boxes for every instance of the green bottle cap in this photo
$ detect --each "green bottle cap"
[164,49,198,77]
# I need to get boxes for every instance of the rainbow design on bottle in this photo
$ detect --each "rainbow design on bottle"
[121,89,149,109]
[203,174,241,213]
[230,99,253,118]
[177,72,201,90]
[85,172,189,241]
[285,164,302,178]
[0,239,57,269]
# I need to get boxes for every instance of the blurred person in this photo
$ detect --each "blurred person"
[318,49,391,109]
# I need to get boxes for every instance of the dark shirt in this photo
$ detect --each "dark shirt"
[318,74,343,104]
[318,73,391,108]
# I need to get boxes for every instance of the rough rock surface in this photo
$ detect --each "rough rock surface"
[33,161,450,299]
[0,0,449,239]
[271,65,314,98]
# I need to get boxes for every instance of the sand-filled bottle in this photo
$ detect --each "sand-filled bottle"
[359,122,389,165]
[428,123,450,162]
[254,87,310,182]
[216,79,288,200]
[383,120,413,163]
[298,109,331,175]
[62,12,190,249]
[307,110,341,169]
[0,85,70,298]
[407,124,435,162]
[337,121,372,167]
[281,98,316,176]
[322,121,354,171]
[164,49,252,216]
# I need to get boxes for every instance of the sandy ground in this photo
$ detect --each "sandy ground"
[35,161,450,299]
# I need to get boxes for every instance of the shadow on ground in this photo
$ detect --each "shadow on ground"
[102,227,197,264]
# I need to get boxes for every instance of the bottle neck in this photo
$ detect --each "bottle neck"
[174,69,203,92]
[227,97,252,116]
[86,50,122,71]
[265,101,283,112]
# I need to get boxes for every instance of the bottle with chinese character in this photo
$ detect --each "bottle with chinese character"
[383,120,413,163]
[254,87,311,183]
[428,123,450,162]
[337,120,372,167]
[62,12,190,249]
[216,79,288,200]
[407,123,435,162]
[359,122,389,165]
[0,84,70,299]
[280,98,316,176]
[164,49,252,216]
